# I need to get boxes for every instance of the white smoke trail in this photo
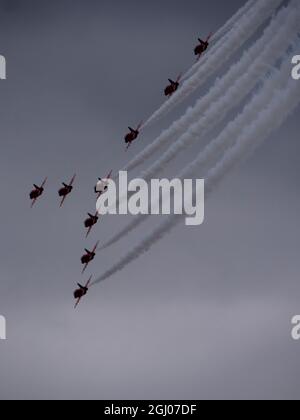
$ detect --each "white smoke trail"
[93,62,300,285]
[143,0,283,128]
[212,0,258,41]
[99,43,298,251]
[138,3,299,184]
[182,0,257,81]
[122,0,288,176]
[204,0,256,44]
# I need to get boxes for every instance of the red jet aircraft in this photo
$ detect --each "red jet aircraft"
[74,275,92,308]
[84,211,100,238]
[124,122,143,150]
[58,174,76,207]
[194,33,212,59]
[164,74,182,98]
[81,241,99,274]
[29,178,47,208]
[94,170,113,198]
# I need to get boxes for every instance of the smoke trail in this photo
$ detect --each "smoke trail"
[205,0,256,44]
[182,0,257,81]
[93,64,300,285]
[138,2,299,184]
[143,0,283,128]
[122,0,287,176]
[99,43,298,251]
[108,0,298,219]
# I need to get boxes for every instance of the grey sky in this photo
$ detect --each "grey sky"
[0,0,299,400]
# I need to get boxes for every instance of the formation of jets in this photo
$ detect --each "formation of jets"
[29,172,111,308]
[29,32,212,308]
[123,33,212,149]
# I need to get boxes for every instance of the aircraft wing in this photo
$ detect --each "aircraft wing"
[81,262,89,275]
[69,174,76,187]
[92,241,100,253]
[206,32,213,42]
[41,177,48,189]
[176,73,182,83]
[85,275,92,288]
[85,226,93,238]
[59,195,67,208]
[74,296,82,309]
[31,198,37,208]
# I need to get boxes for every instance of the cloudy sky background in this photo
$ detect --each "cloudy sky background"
[0,0,299,399]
